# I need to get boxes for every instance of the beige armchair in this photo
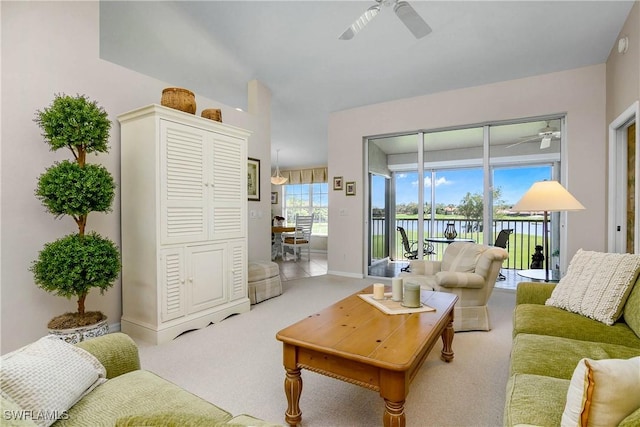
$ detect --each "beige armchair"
[400,242,508,332]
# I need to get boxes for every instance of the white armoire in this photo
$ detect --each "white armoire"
[118,104,250,344]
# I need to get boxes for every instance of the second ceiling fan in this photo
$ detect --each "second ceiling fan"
[339,0,432,41]
[507,122,561,150]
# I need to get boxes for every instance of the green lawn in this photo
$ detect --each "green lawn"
[373,230,543,270]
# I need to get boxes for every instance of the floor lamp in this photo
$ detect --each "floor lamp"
[512,180,585,282]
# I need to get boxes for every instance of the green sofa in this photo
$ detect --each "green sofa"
[504,280,640,426]
[1,333,281,427]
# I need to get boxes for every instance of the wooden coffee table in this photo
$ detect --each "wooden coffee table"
[276,285,458,427]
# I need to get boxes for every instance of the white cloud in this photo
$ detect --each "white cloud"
[411,176,451,187]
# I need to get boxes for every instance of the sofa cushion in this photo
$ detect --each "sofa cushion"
[441,242,484,273]
[546,249,640,325]
[510,333,640,380]
[53,370,233,426]
[513,304,640,349]
[562,356,640,427]
[0,336,106,427]
[114,413,281,427]
[115,413,233,427]
[620,407,640,427]
[504,373,568,427]
[624,275,640,339]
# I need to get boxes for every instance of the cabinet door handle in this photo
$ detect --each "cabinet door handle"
[189,277,193,282]
[204,183,209,187]
[180,279,185,284]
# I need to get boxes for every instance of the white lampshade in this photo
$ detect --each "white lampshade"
[512,181,585,213]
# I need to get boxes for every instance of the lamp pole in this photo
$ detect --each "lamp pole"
[543,210,549,282]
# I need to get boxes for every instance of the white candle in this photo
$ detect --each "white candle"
[403,282,421,308]
[373,283,385,300]
[392,278,403,301]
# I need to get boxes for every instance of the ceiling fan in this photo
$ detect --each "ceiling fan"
[507,122,561,150]
[339,0,432,41]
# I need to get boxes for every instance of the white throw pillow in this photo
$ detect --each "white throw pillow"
[546,249,640,325]
[562,356,640,427]
[0,336,106,427]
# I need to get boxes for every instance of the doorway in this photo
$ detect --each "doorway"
[608,101,639,254]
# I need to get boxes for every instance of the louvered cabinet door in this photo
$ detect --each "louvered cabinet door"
[228,239,247,301]
[210,132,246,240]
[160,121,208,245]
[160,248,186,322]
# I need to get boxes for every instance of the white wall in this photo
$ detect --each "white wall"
[1,1,271,353]
[607,1,640,124]
[328,65,607,277]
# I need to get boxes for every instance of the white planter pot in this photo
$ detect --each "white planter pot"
[47,318,109,344]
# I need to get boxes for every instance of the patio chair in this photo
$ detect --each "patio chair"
[282,214,314,261]
[493,229,513,280]
[397,226,435,271]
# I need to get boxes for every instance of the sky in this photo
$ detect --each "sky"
[372,165,551,208]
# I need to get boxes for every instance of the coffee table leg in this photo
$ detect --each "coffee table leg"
[383,399,405,427]
[440,317,455,362]
[284,367,302,426]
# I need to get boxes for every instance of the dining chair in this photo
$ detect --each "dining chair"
[282,214,314,261]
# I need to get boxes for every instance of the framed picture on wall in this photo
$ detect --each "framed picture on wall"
[271,192,278,204]
[247,158,260,201]
[333,176,343,191]
[345,181,356,196]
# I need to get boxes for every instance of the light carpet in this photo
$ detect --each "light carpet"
[136,275,516,427]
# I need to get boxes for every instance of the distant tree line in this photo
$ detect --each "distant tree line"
[372,188,509,220]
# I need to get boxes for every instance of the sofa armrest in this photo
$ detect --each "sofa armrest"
[407,259,442,275]
[436,271,485,288]
[76,332,141,379]
[515,282,557,305]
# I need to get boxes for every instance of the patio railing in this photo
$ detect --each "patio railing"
[371,217,546,270]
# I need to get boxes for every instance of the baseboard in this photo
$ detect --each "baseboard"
[109,321,121,333]
[327,270,364,279]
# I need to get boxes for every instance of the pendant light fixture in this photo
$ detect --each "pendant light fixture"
[271,149,288,185]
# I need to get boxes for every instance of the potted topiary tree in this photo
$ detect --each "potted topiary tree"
[30,94,121,343]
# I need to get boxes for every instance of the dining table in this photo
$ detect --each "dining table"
[272,226,296,260]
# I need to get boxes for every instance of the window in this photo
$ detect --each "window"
[283,183,328,235]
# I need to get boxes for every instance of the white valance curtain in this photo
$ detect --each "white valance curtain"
[281,167,327,184]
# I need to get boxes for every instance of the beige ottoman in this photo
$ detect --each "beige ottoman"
[248,261,282,304]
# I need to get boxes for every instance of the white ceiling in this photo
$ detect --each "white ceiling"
[100,1,633,169]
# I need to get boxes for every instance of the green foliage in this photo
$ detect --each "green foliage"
[32,94,119,318]
[458,188,505,220]
[35,94,111,155]
[30,233,120,299]
[35,160,115,217]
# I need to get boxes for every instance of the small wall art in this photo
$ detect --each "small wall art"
[271,192,278,204]
[247,158,260,201]
[333,176,343,191]
[345,181,356,196]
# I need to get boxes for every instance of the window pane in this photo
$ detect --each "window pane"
[283,182,329,236]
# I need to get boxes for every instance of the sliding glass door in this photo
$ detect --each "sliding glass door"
[366,116,564,278]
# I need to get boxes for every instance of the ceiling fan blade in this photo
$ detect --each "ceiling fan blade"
[339,4,380,40]
[394,1,432,39]
[540,137,552,149]
[506,140,527,149]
